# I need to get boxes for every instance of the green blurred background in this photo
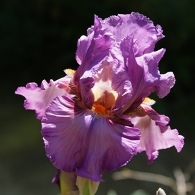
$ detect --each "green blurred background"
[1,0,195,194]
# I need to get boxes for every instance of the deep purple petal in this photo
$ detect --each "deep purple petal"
[42,96,140,181]
[108,45,133,114]
[75,15,114,84]
[131,108,184,163]
[74,16,115,106]
[15,79,67,119]
[119,40,174,113]
[78,71,95,108]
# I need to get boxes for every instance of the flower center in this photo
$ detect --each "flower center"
[91,77,118,116]
[92,103,107,115]
[92,91,117,115]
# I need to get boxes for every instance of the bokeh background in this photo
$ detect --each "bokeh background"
[1,0,195,194]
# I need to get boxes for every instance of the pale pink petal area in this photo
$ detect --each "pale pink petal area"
[42,96,140,181]
[156,72,175,98]
[132,110,184,163]
[15,79,67,119]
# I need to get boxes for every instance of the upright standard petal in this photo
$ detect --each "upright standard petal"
[15,79,67,119]
[74,13,170,116]
[103,12,164,56]
[118,34,174,114]
[42,96,140,181]
[136,50,175,98]
[132,107,184,163]
[75,15,114,83]
[78,52,132,110]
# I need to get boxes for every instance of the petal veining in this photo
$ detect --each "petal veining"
[42,96,140,181]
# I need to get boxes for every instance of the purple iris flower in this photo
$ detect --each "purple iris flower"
[16,12,184,181]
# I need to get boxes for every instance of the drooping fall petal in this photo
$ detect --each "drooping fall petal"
[132,107,184,163]
[42,96,140,181]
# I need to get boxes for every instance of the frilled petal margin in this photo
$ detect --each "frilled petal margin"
[131,107,184,163]
[41,96,140,181]
[75,15,114,84]
[103,12,164,57]
[15,80,67,119]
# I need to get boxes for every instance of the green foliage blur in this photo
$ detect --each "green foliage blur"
[1,0,195,194]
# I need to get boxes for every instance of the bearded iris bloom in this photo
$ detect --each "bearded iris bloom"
[16,12,184,182]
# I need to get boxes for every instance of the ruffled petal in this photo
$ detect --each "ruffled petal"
[15,79,67,119]
[131,107,184,163]
[136,49,175,98]
[108,45,133,114]
[74,13,168,115]
[42,96,140,181]
[103,12,164,56]
[74,15,114,84]
[78,50,133,112]
[119,38,174,113]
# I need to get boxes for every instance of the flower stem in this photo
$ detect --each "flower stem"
[59,172,79,195]
[76,177,99,195]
